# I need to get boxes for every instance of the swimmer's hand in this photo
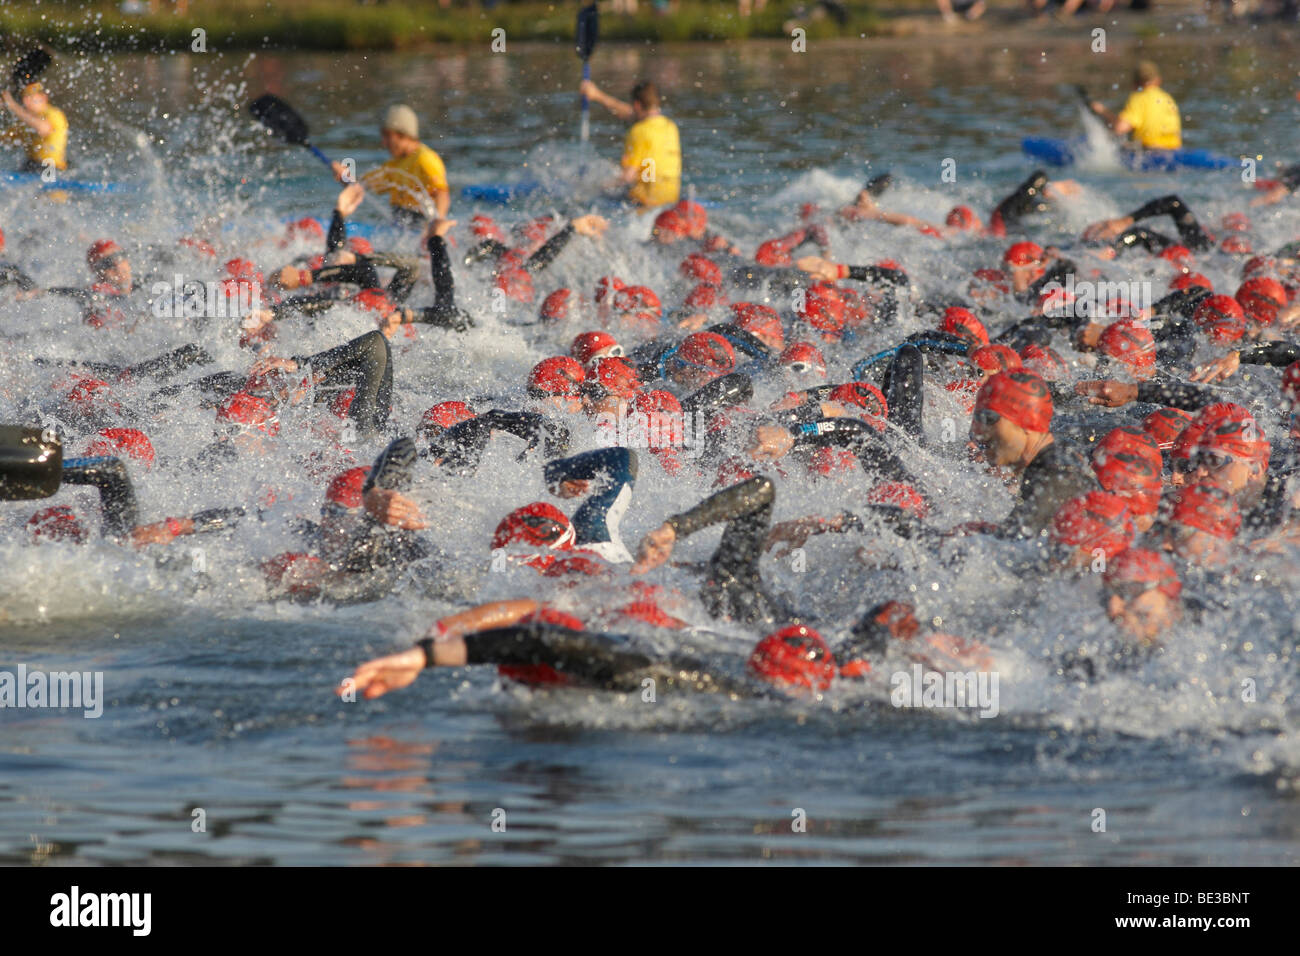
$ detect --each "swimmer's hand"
[747,424,795,461]
[1074,379,1139,407]
[1043,179,1081,201]
[796,256,840,282]
[1081,216,1134,242]
[676,312,709,331]
[363,488,427,530]
[341,647,426,700]
[249,355,298,378]
[552,479,590,498]
[571,214,609,238]
[335,182,365,216]
[765,518,820,557]
[631,522,676,574]
[1190,352,1239,384]
[421,217,458,247]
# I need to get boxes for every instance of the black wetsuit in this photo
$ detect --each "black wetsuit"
[1001,440,1099,538]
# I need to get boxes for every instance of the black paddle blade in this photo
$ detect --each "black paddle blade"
[576,3,599,60]
[11,48,51,92]
[249,93,311,147]
[0,425,62,501]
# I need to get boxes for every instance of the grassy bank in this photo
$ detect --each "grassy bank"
[0,1,887,52]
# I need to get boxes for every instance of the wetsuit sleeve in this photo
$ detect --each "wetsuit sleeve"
[1239,342,1300,367]
[1152,287,1211,319]
[126,344,213,382]
[705,323,775,362]
[484,410,570,458]
[1281,165,1300,194]
[311,261,382,288]
[1113,226,1172,255]
[1026,259,1076,302]
[408,235,472,331]
[665,474,774,538]
[1135,377,1219,410]
[1128,195,1211,250]
[60,457,139,538]
[190,506,246,533]
[1002,443,1097,538]
[789,417,914,482]
[524,223,576,273]
[0,264,37,291]
[365,252,420,303]
[681,372,754,417]
[844,265,909,286]
[327,209,347,253]
[990,170,1050,234]
[460,625,654,685]
[545,447,638,555]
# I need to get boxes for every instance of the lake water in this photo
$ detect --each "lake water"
[1,31,1298,865]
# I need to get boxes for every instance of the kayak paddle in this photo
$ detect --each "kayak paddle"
[0,425,61,501]
[576,3,599,144]
[249,93,433,219]
[249,93,334,170]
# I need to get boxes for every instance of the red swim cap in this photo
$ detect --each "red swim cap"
[85,427,155,468]
[593,275,625,303]
[974,370,1053,434]
[540,288,574,323]
[571,330,622,365]
[1170,272,1213,293]
[1003,241,1044,267]
[614,284,663,318]
[653,200,707,241]
[1236,277,1287,325]
[1158,244,1192,267]
[1220,235,1253,255]
[684,282,727,311]
[970,344,1022,375]
[1192,294,1246,343]
[27,506,86,544]
[1193,405,1268,468]
[1018,343,1068,382]
[779,341,827,379]
[495,267,535,304]
[1142,407,1192,450]
[676,332,736,374]
[1103,547,1182,599]
[470,214,506,243]
[284,218,324,243]
[732,302,785,352]
[527,356,585,398]
[347,236,374,256]
[353,288,393,314]
[420,400,476,434]
[86,239,123,272]
[946,205,981,231]
[866,481,929,518]
[218,392,279,435]
[492,502,575,551]
[680,253,722,285]
[798,284,846,339]
[1050,491,1136,559]
[1281,360,1300,409]
[748,624,836,691]
[1092,427,1163,515]
[1097,320,1157,372]
[828,381,888,429]
[325,467,369,511]
[1168,483,1241,540]
[941,306,989,346]
[588,356,642,399]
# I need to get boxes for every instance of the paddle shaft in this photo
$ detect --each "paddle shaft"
[581,60,591,144]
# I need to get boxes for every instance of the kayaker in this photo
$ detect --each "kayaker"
[331,104,449,225]
[1089,60,1182,151]
[578,78,681,210]
[1,80,69,173]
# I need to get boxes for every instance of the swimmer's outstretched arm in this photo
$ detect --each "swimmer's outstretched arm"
[341,599,542,699]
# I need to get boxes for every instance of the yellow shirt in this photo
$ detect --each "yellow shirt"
[8,104,68,170]
[1118,86,1182,151]
[622,114,681,208]
[362,143,448,214]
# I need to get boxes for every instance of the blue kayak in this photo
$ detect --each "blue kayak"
[461,181,545,204]
[1022,137,1236,172]
[1,170,131,193]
